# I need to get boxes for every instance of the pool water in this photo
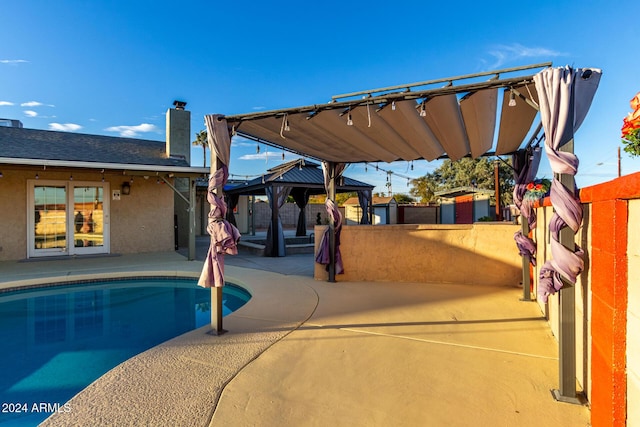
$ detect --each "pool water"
[0,278,250,426]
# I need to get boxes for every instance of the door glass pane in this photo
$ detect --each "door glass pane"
[34,186,67,250]
[73,186,104,248]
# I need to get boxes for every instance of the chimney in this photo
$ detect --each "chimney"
[166,100,190,163]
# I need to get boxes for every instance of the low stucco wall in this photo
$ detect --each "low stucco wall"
[314,223,522,286]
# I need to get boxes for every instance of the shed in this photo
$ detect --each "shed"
[435,187,494,224]
[344,196,397,225]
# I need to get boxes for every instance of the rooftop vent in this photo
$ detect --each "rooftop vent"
[173,100,187,110]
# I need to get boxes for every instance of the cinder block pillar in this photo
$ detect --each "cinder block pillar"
[590,198,628,427]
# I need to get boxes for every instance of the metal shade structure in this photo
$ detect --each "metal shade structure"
[224,63,550,164]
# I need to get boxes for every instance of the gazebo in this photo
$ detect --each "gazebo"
[225,158,374,256]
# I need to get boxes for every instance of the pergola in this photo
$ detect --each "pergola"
[201,63,602,404]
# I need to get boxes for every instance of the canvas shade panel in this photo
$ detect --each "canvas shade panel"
[495,84,539,155]
[377,100,445,161]
[460,88,498,159]
[420,94,471,161]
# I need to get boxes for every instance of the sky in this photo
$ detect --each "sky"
[1,0,639,196]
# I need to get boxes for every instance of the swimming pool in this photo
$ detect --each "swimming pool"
[0,277,250,426]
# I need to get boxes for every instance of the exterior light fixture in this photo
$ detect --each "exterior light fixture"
[509,90,517,107]
[391,101,396,111]
[121,182,131,195]
[347,111,353,126]
[0,171,3,178]
[420,101,426,117]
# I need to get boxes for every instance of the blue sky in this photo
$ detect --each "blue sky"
[1,0,639,195]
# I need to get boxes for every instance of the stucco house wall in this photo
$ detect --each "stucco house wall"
[0,169,175,261]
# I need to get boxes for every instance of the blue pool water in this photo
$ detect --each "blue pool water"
[0,278,250,426]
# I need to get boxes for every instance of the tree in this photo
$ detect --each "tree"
[394,193,415,204]
[409,157,514,206]
[192,130,208,167]
[409,174,440,203]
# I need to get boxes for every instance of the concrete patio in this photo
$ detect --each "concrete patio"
[0,240,590,426]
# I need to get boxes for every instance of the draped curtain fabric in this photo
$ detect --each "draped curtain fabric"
[265,184,292,257]
[198,115,241,288]
[357,189,372,224]
[512,146,542,264]
[315,162,346,274]
[533,66,601,302]
[225,193,239,228]
[291,187,310,236]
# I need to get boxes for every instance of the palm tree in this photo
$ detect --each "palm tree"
[192,130,208,167]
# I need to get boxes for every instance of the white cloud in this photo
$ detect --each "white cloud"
[21,101,42,107]
[49,123,82,132]
[0,59,28,65]
[20,101,55,107]
[24,110,38,117]
[239,151,289,161]
[486,43,565,69]
[0,101,14,106]
[104,123,159,137]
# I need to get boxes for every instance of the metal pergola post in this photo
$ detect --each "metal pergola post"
[188,177,196,261]
[209,156,226,335]
[328,162,337,283]
[520,218,532,302]
[552,138,582,404]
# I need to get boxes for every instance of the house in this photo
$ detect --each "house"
[0,103,208,262]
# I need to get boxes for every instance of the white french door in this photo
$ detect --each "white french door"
[28,180,110,258]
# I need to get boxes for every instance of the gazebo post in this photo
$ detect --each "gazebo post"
[552,138,582,404]
[328,162,337,282]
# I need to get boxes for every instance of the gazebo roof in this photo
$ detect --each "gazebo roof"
[225,159,373,196]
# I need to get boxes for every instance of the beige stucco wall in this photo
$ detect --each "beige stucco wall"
[0,169,28,260]
[109,175,174,254]
[627,199,640,425]
[315,223,521,286]
[0,168,174,261]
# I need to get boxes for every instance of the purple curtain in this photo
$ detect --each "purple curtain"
[533,66,601,302]
[264,184,292,257]
[291,187,310,236]
[198,115,240,288]
[315,162,346,274]
[357,189,372,224]
[512,146,541,265]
